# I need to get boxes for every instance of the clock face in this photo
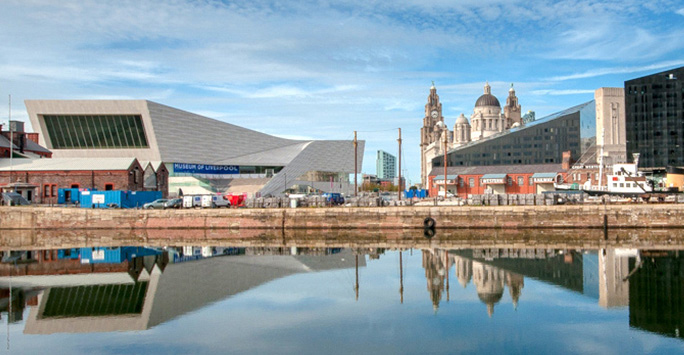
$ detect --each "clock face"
[431,111,438,119]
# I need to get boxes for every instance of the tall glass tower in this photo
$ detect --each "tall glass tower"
[376,150,396,179]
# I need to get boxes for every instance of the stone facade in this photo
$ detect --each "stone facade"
[3,205,684,230]
[595,87,627,166]
[420,82,522,187]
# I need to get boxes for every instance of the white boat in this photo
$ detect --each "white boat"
[583,162,652,196]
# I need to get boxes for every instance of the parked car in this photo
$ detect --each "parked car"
[322,193,345,205]
[163,198,182,209]
[143,199,168,209]
[437,191,455,199]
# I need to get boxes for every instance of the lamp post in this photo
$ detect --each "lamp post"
[443,128,448,199]
[435,121,448,199]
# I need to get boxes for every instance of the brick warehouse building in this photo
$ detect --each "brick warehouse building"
[428,162,569,198]
[0,158,168,204]
[0,122,52,159]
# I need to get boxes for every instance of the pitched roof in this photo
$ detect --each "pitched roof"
[428,163,564,177]
[0,157,137,171]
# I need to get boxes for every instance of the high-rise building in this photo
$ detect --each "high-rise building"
[376,150,396,180]
[625,66,684,169]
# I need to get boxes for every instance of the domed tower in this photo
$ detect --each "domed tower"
[473,261,505,317]
[470,82,504,141]
[504,83,522,128]
[453,113,471,147]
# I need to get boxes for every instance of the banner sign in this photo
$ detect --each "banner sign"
[173,163,239,175]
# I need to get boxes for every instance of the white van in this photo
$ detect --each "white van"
[211,194,231,208]
[183,195,202,208]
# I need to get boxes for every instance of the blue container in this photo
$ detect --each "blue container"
[79,247,162,264]
[79,190,162,208]
[57,248,81,260]
[58,188,95,204]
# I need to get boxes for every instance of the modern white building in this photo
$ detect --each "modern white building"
[25,100,364,197]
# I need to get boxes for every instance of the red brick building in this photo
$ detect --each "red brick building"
[0,157,167,204]
[0,123,52,158]
[428,163,568,198]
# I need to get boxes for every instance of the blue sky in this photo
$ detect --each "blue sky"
[1,0,684,185]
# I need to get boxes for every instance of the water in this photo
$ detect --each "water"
[0,230,683,354]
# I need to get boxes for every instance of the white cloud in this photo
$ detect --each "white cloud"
[1,0,683,184]
[677,8,684,16]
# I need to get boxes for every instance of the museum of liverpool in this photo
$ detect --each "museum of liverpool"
[25,100,364,197]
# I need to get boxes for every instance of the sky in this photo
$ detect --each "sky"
[1,0,684,186]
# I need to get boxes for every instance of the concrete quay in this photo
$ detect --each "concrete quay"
[1,204,684,230]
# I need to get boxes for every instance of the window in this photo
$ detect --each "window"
[507,177,513,186]
[71,184,80,188]
[51,184,57,197]
[459,178,464,187]
[42,114,149,149]
[105,183,114,191]
[518,177,524,186]
[529,177,534,186]
[44,184,50,198]
[469,178,474,187]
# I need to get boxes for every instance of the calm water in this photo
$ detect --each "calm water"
[1,231,684,354]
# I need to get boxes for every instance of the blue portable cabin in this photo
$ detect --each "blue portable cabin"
[79,246,162,264]
[57,248,81,260]
[58,188,95,204]
[79,190,162,208]
[404,189,427,199]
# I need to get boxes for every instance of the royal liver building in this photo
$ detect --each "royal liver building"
[419,82,522,187]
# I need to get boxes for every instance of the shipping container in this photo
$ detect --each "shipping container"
[79,190,162,208]
[58,188,95,204]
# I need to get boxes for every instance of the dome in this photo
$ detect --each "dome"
[475,94,500,108]
[455,113,469,125]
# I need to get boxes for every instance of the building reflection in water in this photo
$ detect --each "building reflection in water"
[0,244,681,340]
[0,246,365,334]
[423,249,524,316]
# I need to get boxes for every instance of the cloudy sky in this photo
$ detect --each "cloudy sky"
[1,0,683,185]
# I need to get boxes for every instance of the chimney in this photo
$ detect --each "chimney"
[562,151,573,170]
[9,120,24,133]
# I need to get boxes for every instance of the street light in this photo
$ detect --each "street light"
[435,121,448,199]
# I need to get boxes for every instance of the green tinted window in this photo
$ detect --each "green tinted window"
[43,114,149,149]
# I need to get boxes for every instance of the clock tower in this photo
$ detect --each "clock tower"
[420,82,444,187]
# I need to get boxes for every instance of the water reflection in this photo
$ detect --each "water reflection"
[0,234,682,347]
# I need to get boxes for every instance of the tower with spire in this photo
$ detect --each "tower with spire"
[420,82,445,188]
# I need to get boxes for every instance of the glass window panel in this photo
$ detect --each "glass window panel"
[52,116,65,148]
[62,115,75,148]
[43,114,149,149]
[83,116,96,147]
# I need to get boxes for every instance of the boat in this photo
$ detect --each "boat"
[582,161,652,197]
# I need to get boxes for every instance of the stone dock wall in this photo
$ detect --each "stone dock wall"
[1,205,684,230]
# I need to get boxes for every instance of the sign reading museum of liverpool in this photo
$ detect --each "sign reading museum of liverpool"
[173,163,239,175]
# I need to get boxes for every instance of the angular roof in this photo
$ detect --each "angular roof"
[448,101,594,154]
[146,101,299,165]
